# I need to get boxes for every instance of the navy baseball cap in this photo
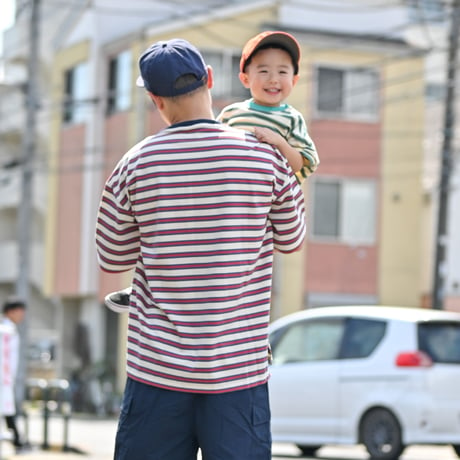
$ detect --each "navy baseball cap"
[136,39,208,97]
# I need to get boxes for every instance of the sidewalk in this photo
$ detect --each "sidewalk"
[1,411,118,460]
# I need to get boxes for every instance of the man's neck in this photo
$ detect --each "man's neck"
[168,108,214,125]
[163,92,215,125]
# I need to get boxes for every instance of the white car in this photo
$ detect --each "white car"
[268,305,460,459]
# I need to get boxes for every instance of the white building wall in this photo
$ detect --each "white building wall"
[280,0,407,37]
[447,172,460,294]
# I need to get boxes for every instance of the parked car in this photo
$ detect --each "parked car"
[268,305,460,460]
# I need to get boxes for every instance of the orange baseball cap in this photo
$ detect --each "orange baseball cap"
[239,31,301,74]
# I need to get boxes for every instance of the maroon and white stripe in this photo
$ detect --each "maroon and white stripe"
[96,120,306,393]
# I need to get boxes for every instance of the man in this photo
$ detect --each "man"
[95,38,306,460]
[1,297,27,453]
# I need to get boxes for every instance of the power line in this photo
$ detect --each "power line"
[1,4,449,116]
[1,42,452,125]
[2,0,450,56]
[1,0,450,120]
[1,1,456,171]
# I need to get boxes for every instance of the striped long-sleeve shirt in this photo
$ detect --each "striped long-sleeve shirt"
[217,98,319,183]
[95,119,306,393]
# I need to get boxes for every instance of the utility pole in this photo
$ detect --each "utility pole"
[15,0,41,406]
[432,0,460,309]
[16,0,41,304]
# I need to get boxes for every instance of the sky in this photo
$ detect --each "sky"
[0,0,15,56]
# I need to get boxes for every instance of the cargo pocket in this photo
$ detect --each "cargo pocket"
[252,384,271,443]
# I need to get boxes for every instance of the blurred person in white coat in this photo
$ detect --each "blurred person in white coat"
[1,297,27,453]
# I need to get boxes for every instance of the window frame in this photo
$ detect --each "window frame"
[314,64,380,122]
[408,0,446,23]
[63,61,89,124]
[201,48,250,100]
[311,176,377,245]
[107,49,132,116]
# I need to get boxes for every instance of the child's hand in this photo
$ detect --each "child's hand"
[253,126,303,173]
[253,127,284,149]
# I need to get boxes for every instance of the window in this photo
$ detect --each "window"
[201,50,250,99]
[63,62,89,124]
[426,82,446,102]
[408,0,446,23]
[312,178,377,244]
[419,322,460,364]
[316,66,379,120]
[107,50,132,115]
[271,318,344,365]
[340,318,386,359]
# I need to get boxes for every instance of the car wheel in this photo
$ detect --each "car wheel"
[360,408,404,460]
[296,445,321,457]
[452,444,460,457]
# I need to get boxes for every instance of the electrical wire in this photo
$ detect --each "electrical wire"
[1,0,457,166]
[2,51,456,148]
[2,0,450,53]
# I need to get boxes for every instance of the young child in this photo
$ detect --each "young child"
[217,30,319,183]
[104,31,318,313]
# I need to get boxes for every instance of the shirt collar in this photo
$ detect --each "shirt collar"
[248,99,288,113]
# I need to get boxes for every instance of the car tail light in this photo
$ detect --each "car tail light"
[395,351,433,367]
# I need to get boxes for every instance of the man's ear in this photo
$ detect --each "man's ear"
[239,72,250,89]
[149,92,164,109]
[206,65,214,89]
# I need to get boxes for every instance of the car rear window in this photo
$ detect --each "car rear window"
[418,322,460,364]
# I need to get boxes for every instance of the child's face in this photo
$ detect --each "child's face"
[239,47,299,107]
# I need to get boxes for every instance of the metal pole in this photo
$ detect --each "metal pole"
[16,0,40,304]
[15,0,41,420]
[432,0,460,309]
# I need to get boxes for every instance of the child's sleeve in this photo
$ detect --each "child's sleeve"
[290,112,320,183]
[216,105,230,123]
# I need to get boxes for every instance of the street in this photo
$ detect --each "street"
[1,412,458,460]
[272,443,458,459]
